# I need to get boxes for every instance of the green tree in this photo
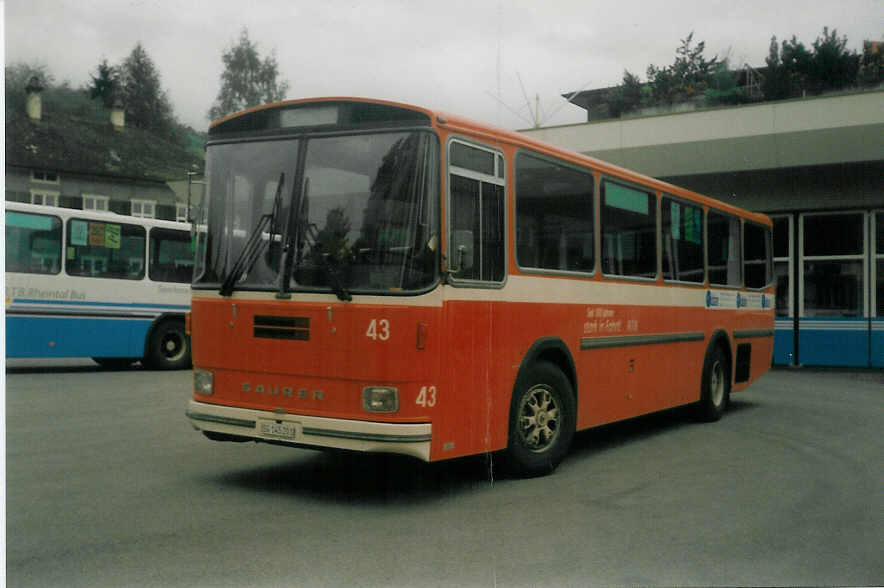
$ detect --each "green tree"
[120,42,174,133]
[208,28,290,121]
[646,63,677,104]
[859,40,884,86]
[670,32,718,96]
[4,62,54,117]
[88,58,120,108]
[647,32,718,104]
[763,28,859,100]
[780,35,812,95]
[704,59,747,105]
[808,27,859,93]
[762,36,791,100]
[608,70,644,117]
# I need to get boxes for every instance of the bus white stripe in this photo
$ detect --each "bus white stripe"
[192,276,777,310]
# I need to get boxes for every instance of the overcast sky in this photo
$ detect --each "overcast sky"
[4,0,881,131]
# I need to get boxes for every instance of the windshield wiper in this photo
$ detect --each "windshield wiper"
[280,177,351,302]
[219,172,285,296]
[299,220,352,302]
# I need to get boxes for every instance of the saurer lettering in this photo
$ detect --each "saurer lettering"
[241,382,324,400]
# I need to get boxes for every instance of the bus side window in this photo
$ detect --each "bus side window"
[708,211,742,287]
[66,219,146,280]
[5,211,62,275]
[149,228,194,283]
[515,152,594,274]
[662,197,704,283]
[744,221,773,288]
[601,181,656,278]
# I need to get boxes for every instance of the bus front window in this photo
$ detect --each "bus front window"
[195,140,299,289]
[195,130,439,295]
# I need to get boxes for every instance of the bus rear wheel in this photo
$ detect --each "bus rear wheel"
[145,319,191,370]
[503,361,576,477]
[695,344,730,422]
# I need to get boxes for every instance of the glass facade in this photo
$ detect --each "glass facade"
[771,211,881,367]
[801,213,865,318]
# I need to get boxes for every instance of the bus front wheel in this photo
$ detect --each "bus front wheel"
[503,361,576,478]
[145,319,191,370]
[695,344,730,422]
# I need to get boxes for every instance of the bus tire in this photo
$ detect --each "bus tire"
[503,361,576,477]
[145,319,191,370]
[92,357,139,369]
[695,344,730,422]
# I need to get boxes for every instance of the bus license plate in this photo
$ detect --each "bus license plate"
[258,420,297,440]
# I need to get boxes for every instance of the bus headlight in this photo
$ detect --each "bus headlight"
[194,369,214,396]
[362,386,398,413]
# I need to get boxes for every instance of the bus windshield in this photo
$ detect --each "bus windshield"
[195,130,439,295]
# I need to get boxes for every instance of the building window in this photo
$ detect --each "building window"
[800,212,865,318]
[876,211,884,317]
[30,190,60,207]
[772,215,793,317]
[176,203,189,223]
[131,199,156,219]
[31,170,60,184]
[83,194,110,212]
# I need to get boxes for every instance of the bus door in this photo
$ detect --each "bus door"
[443,139,507,458]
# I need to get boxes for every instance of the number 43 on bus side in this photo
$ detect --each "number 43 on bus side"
[416,385,437,407]
[365,318,390,341]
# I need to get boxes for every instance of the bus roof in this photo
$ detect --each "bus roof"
[210,97,771,226]
[6,201,191,231]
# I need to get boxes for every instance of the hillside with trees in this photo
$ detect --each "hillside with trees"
[6,46,205,181]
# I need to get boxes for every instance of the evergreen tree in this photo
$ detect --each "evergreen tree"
[88,59,120,108]
[120,42,174,132]
[208,28,290,121]
[808,27,859,93]
[4,63,54,118]
[647,32,717,104]
[859,40,884,86]
[608,70,644,117]
[646,63,677,104]
[762,36,791,100]
[780,35,813,96]
[671,32,718,96]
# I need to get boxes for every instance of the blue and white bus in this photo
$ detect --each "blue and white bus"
[5,202,192,369]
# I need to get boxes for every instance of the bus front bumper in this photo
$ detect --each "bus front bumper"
[186,399,432,461]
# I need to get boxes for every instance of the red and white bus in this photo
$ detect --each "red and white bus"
[185,97,774,476]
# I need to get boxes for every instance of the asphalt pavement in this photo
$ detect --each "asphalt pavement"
[4,360,883,587]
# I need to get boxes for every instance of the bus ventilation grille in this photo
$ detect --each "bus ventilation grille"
[253,315,310,340]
